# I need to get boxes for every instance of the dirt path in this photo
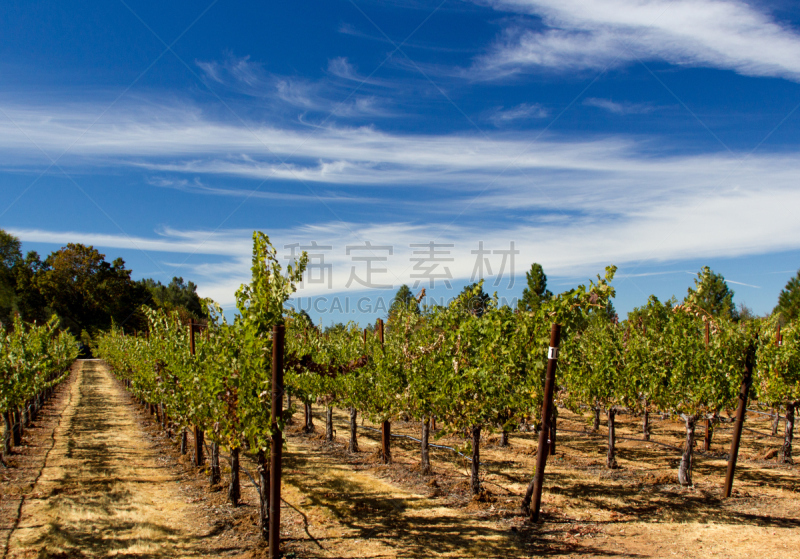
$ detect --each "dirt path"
[280,438,524,558]
[285,404,800,559]
[6,360,213,558]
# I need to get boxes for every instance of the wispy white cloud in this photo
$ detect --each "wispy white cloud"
[326,57,397,89]
[145,174,374,204]
[474,0,800,81]
[7,227,252,257]
[10,178,800,307]
[336,21,483,54]
[195,54,393,118]
[583,97,655,115]
[4,101,800,220]
[327,57,360,81]
[615,270,693,278]
[725,279,761,288]
[487,103,549,125]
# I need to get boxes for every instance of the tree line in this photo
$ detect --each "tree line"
[0,229,207,349]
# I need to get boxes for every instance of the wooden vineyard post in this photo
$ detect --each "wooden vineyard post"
[4,411,12,454]
[257,450,269,541]
[180,429,188,455]
[13,409,22,445]
[377,319,391,464]
[269,324,285,559]
[229,448,240,505]
[522,323,561,521]
[723,344,754,498]
[193,426,204,467]
[381,421,391,464]
[189,321,205,467]
[210,442,221,486]
[347,327,368,453]
[704,322,712,452]
[641,323,651,441]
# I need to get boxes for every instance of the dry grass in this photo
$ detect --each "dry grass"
[6,361,214,558]
[280,402,800,558]
[280,439,524,558]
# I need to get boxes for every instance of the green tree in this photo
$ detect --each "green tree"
[297,309,314,327]
[775,270,800,323]
[0,230,21,270]
[518,263,553,311]
[685,266,736,320]
[388,284,419,320]
[140,276,207,320]
[735,303,757,321]
[458,282,490,317]
[323,322,347,334]
[36,244,150,338]
[11,251,51,326]
[0,230,22,325]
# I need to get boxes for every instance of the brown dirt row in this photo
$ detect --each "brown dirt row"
[2,360,233,558]
[286,401,800,558]
[1,362,78,559]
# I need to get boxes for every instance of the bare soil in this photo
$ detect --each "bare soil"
[284,404,800,558]
[3,360,800,558]
[1,361,79,558]
[2,361,240,558]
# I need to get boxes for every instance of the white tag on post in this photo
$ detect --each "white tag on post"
[548,346,559,360]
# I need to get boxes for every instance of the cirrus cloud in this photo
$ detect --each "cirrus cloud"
[474,0,800,81]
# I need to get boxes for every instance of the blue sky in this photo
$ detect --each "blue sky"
[3,0,800,326]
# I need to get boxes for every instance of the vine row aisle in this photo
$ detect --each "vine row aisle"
[7,360,212,558]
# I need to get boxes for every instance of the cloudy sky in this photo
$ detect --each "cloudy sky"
[3,0,800,325]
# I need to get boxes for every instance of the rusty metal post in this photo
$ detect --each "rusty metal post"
[377,319,391,464]
[189,321,204,466]
[704,321,712,451]
[269,324,285,558]
[522,323,561,521]
[723,345,754,498]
